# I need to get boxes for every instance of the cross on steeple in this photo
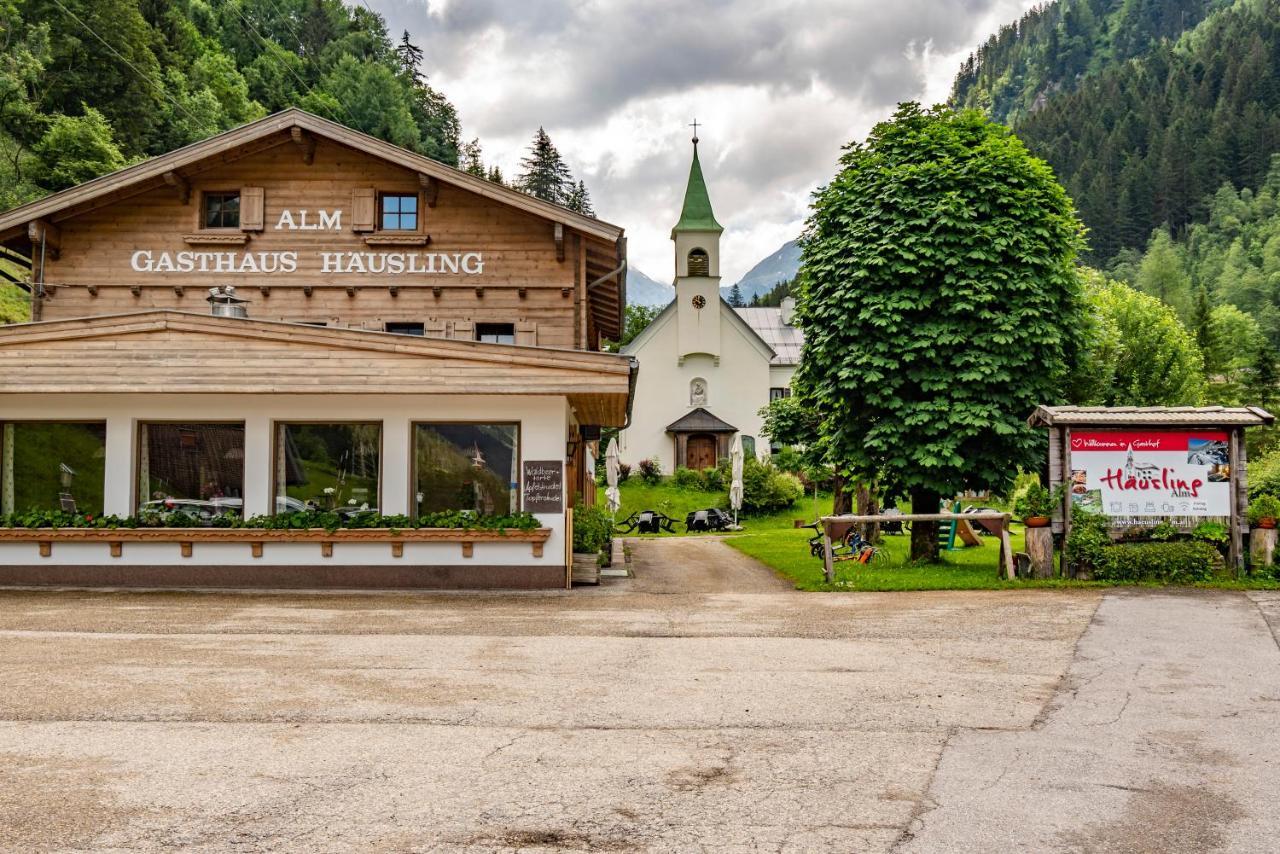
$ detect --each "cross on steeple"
[689,118,700,144]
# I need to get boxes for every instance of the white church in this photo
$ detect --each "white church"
[620,135,803,470]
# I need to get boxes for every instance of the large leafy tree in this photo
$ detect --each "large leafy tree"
[1078,273,1206,406]
[794,103,1085,560]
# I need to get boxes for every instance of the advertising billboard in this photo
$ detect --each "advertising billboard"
[1068,430,1231,524]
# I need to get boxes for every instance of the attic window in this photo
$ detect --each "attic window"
[380,193,418,231]
[688,248,709,277]
[203,192,240,228]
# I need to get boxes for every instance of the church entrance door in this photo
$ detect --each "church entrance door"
[686,434,717,470]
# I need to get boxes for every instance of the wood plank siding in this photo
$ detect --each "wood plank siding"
[1,110,625,346]
[0,311,632,424]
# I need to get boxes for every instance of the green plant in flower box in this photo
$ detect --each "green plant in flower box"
[1247,494,1280,527]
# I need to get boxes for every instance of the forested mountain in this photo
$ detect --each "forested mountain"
[953,0,1280,266]
[1,0,463,210]
[953,0,1225,125]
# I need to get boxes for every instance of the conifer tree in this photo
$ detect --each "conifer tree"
[565,179,594,216]
[517,127,572,204]
[460,138,485,177]
[728,282,744,307]
[396,31,424,84]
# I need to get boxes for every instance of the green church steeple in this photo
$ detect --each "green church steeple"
[672,136,723,237]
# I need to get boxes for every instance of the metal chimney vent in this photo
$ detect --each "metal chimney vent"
[207,285,249,318]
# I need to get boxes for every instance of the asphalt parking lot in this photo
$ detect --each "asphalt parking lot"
[1,539,1277,853]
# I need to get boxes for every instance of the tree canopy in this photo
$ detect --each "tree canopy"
[793,103,1085,559]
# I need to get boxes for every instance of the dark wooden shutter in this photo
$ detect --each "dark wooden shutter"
[240,187,264,231]
[352,187,376,232]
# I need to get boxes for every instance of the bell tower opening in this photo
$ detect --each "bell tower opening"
[687,248,709,277]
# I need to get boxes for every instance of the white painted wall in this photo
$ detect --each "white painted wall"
[0,393,570,567]
[769,365,797,391]
[620,308,772,468]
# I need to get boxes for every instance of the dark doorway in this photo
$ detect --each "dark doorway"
[686,433,717,470]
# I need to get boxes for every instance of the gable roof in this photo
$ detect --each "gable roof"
[0,108,622,243]
[1028,405,1275,428]
[671,142,723,236]
[0,310,635,425]
[666,407,737,433]
[622,295,775,363]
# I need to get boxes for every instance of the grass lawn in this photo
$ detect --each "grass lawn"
[601,479,1280,592]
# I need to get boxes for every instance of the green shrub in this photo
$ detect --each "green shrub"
[701,466,725,491]
[1148,521,1179,541]
[724,458,803,514]
[1192,520,1228,546]
[636,457,662,484]
[1249,448,1280,499]
[572,503,613,554]
[1094,540,1217,583]
[771,445,804,473]
[671,466,706,490]
[1066,504,1110,575]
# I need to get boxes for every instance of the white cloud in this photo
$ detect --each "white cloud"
[367,0,1041,283]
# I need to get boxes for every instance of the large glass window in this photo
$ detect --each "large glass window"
[414,423,518,516]
[1,422,106,516]
[138,423,245,518]
[275,423,381,515]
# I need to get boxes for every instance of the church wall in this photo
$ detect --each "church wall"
[621,309,771,468]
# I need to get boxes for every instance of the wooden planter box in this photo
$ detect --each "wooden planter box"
[0,526,552,560]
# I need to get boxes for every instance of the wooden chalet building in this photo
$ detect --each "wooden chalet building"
[0,109,633,589]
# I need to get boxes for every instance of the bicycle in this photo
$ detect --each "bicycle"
[804,521,889,565]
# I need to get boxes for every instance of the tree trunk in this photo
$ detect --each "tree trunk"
[910,486,941,563]
[855,482,881,543]
[832,474,854,516]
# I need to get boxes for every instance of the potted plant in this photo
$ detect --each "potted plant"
[1248,494,1280,529]
[572,503,613,584]
[1013,482,1059,528]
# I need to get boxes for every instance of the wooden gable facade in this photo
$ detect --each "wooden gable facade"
[0,110,626,349]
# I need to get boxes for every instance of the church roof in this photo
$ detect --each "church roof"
[734,307,803,366]
[672,141,723,235]
[666,407,738,433]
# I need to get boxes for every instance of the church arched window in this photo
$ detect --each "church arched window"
[687,248,709,277]
[690,377,708,406]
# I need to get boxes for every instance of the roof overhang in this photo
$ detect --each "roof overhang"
[666,407,738,433]
[1028,405,1276,429]
[0,311,635,426]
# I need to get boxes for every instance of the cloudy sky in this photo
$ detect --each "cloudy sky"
[365,0,1039,284]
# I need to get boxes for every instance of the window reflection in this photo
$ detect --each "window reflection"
[137,423,245,518]
[414,423,518,515]
[1,422,106,515]
[275,423,381,515]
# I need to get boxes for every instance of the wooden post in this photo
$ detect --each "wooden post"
[999,515,1015,581]
[1229,428,1243,574]
[1025,526,1053,578]
[822,524,834,584]
[1059,426,1072,575]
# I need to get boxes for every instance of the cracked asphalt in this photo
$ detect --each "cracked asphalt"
[0,539,1276,852]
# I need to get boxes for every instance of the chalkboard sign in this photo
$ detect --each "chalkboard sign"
[522,460,564,513]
